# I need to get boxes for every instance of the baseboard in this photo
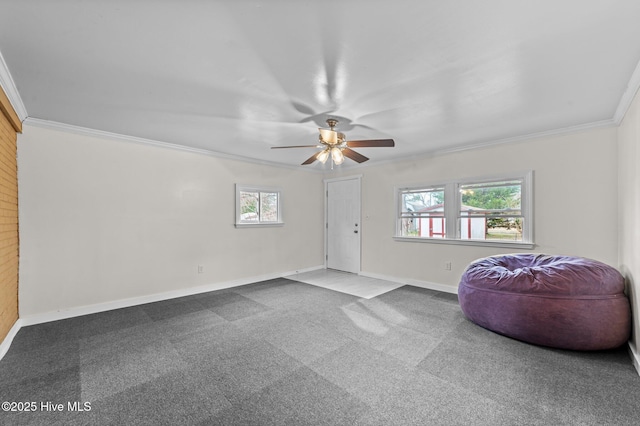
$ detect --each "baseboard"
[19,265,325,327]
[0,265,325,361]
[0,319,24,361]
[629,342,640,377]
[282,265,325,277]
[359,271,458,294]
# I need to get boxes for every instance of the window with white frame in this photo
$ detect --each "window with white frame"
[399,186,446,238]
[235,185,283,227]
[395,172,533,246]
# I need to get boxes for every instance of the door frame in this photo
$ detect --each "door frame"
[324,175,362,273]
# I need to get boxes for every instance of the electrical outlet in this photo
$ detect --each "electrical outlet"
[197,265,204,274]
[444,261,452,271]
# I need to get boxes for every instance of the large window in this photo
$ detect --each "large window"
[395,172,533,247]
[235,185,283,227]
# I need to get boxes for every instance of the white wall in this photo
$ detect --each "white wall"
[618,87,640,366]
[16,122,624,324]
[331,126,620,291]
[18,124,325,317]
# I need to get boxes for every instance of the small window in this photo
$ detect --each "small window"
[398,187,446,238]
[235,185,283,227]
[395,172,533,247]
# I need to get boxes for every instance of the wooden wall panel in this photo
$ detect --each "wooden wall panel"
[0,87,19,344]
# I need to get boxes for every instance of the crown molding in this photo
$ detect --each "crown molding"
[614,57,640,125]
[24,117,323,173]
[0,50,28,123]
[345,117,617,172]
[433,118,617,157]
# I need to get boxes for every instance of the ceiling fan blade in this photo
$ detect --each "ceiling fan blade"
[342,148,369,163]
[347,139,395,148]
[271,145,319,149]
[301,153,319,165]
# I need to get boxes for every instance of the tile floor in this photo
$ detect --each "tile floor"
[285,269,405,299]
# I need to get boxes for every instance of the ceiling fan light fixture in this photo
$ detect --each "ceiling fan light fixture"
[276,118,394,165]
[331,147,344,165]
[319,128,338,144]
[317,148,330,164]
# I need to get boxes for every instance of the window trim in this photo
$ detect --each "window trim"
[235,184,284,228]
[394,171,534,248]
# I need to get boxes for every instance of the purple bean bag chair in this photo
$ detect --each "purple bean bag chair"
[458,254,631,350]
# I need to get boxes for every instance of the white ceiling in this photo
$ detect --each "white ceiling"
[2,0,640,168]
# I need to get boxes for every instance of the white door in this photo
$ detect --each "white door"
[326,177,361,273]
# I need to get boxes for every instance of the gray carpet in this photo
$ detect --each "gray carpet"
[1,278,639,425]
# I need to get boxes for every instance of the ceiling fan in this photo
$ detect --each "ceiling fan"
[272,119,395,165]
